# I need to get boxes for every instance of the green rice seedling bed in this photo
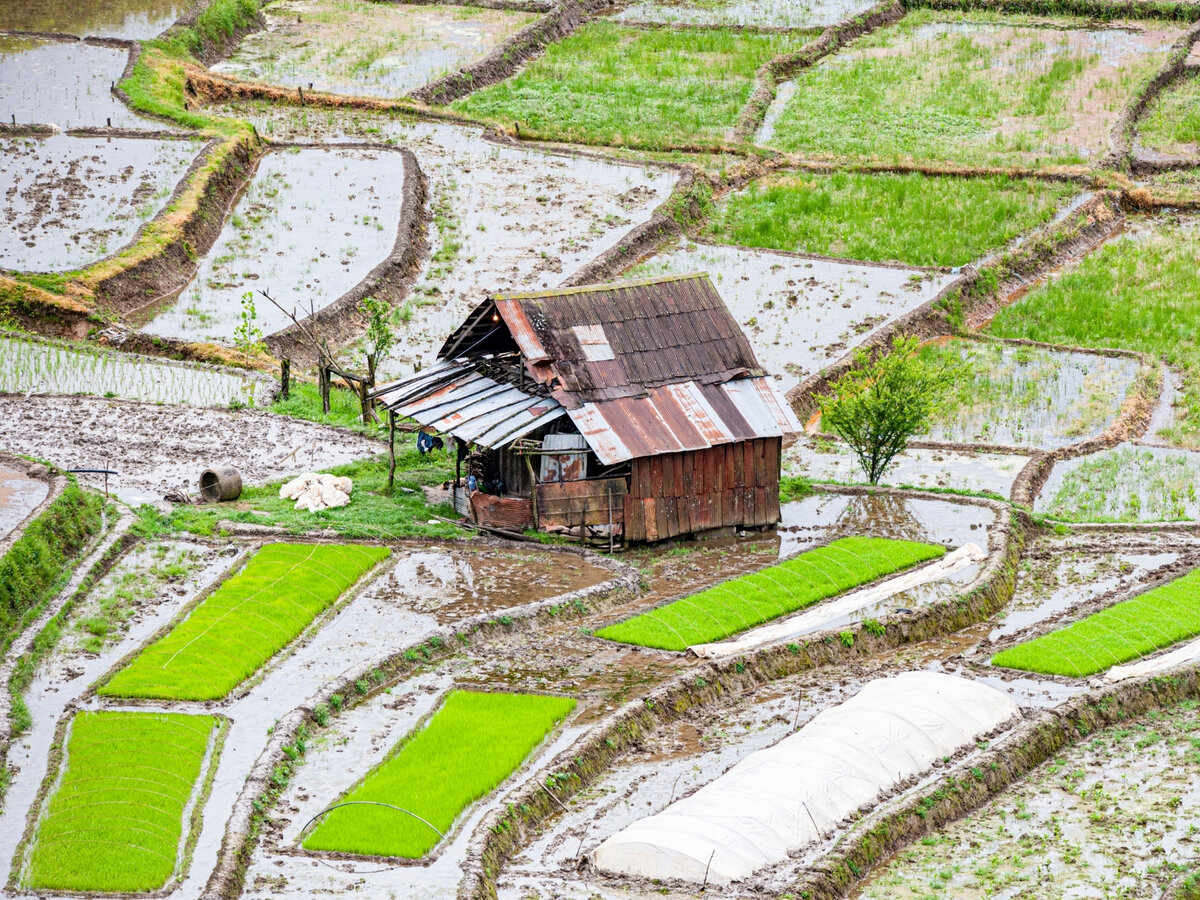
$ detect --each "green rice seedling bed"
[302,690,575,858]
[762,9,1175,167]
[1138,73,1200,157]
[705,172,1078,267]
[99,542,389,701]
[594,536,945,650]
[451,22,814,148]
[988,219,1200,444]
[25,711,219,893]
[991,566,1200,677]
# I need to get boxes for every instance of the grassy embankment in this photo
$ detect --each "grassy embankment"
[99,543,389,700]
[992,566,1200,676]
[706,172,1079,267]
[25,711,219,892]
[763,9,1172,167]
[988,221,1200,444]
[1137,72,1200,156]
[596,536,945,650]
[303,690,575,858]
[452,23,815,149]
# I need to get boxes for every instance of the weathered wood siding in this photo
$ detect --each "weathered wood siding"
[536,477,628,529]
[623,438,781,543]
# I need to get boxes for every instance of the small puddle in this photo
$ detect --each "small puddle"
[0,37,150,129]
[0,333,270,407]
[605,0,870,29]
[786,437,1027,497]
[756,79,796,144]
[221,105,676,373]
[1,134,200,272]
[140,146,407,342]
[0,0,185,39]
[0,463,49,542]
[920,338,1140,449]
[212,0,540,98]
[629,240,956,393]
[1037,441,1200,523]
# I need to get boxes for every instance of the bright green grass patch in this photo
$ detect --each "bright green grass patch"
[99,543,389,700]
[1138,72,1200,156]
[763,9,1172,167]
[988,220,1200,444]
[303,690,574,857]
[705,171,1078,267]
[25,711,217,892]
[451,22,814,148]
[992,566,1200,676]
[595,536,946,650]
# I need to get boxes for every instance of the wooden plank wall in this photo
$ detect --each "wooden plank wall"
[624,438,782,543]
[536,477,628,529]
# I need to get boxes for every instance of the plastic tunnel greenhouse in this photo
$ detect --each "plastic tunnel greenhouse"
[591,671,1021,886]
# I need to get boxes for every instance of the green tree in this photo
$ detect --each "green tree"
[359,295,394,379]
[818,335,958,484]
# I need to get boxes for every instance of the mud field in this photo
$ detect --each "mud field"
[4,0,1200,897]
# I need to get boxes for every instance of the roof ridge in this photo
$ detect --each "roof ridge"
[493,272,712,301]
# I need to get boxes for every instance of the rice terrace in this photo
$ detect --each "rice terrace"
[5,0,1200,895]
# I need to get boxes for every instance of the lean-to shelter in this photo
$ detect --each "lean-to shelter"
[371,273,802,545]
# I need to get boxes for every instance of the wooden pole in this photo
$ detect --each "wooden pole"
[607,486,613,554]
[280,358,290,400]
[388,410,396,490]
[525,453,538,530]
[319,359,331,414]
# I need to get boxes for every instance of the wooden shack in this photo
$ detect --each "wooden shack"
[372,273,802,546]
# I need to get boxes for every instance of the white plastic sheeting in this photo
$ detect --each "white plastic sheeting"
[1104,635,1200,683]
[592,672,1020,886]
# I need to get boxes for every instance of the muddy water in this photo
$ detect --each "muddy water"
[986,531,1200,643]
[391,548,610,620]
[213,0,539,98]
[140,146,406,341]
[0,462,48,541]
[629,240,956,393]
[851,702,1200,900]
[1037,442,1200,522]
[1,135,199,272]
[0,333,270,406]
[1142,362,1181,445]
[224,105,676,373]
[785,436,1027,497]
[0,0,183,39]
[0,394,381,506]
[0,541,241,888]
[755,79,796,144]
[0,37,149,129]
[922,339,1140,449]
[606,0,868,29]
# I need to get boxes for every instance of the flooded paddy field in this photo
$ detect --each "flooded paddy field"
[0,0,185,39]
[213,0,539,98]
[141,145,407,342]
[761,11,1179,166]
[988,216,1200,446]
[852,700,1200,900]
[0,462,49,542]
[920,339,1140,449]
[786,437,1028,497]
[605,0,873,29]
[629,240,956,392]
[229,105,675,371]
[1037,443,1200,523]
[0,134,200,273]
[0,36,150,129]
[0,333,270,406]
[0,394,381,505]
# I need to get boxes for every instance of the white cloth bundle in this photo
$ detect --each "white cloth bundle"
[279,472,353,510]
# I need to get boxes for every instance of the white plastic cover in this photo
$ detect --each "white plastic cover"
[592,671,1020,886]
[1104,635,1200,683]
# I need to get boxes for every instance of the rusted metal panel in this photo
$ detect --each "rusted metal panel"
[539,433,588,483]
[470,492,533,531]
[495,297,549,362]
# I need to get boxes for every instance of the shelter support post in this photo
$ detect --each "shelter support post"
[280,358,290,400]
[388,410,396,490]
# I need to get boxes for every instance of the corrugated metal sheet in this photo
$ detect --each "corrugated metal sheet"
[372,362,566,450]
[566,375,802,466]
